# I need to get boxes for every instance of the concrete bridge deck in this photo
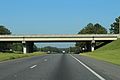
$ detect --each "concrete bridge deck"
[0,34,119,42]
[0,34,119,53]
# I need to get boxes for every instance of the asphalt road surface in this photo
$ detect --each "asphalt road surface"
[0,54,120,80]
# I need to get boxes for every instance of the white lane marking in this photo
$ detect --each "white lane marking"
[70,54,106,80]
[30,65,37,69]
[44,59,47,61]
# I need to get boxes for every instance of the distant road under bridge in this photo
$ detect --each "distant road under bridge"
[0,34,119,54]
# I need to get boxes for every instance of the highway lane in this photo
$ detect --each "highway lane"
[0,54,119,80]
[0,55,48,80]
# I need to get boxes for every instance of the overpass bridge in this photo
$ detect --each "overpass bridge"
[0,34,119,54]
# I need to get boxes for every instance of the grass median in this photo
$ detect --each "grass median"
[0,52,46,62]
[81,39,120,65]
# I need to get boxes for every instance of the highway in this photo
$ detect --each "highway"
[0,54,120,80]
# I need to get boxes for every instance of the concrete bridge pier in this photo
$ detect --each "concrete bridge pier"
[91,40,95,52]
[22,41,34,54]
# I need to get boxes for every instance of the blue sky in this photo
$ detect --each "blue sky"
[0,0,120,47]
[0,0,120,34]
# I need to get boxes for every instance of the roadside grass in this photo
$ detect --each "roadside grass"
[0,52,46,62]
[81,39,120,65]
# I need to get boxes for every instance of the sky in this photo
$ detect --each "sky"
[0,0,120,48]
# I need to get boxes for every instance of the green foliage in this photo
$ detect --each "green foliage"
[78,23,107,34]
[0,52,46,61]
[12,43,23,52]
[12,43,38,52]
[39,46,75,53]
[69,47,76,53]
[33,45,38,52]
[74,46,81,54]
[0,25,11,35]
[110,16,120,34]
[76,23,107,52]
[40,46,61,53]
[95,39,120,51]
[0,25,12,52]
[82,39,120,65]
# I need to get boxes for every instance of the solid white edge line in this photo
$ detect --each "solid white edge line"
[70,54,106,80]
[30,65,37,69]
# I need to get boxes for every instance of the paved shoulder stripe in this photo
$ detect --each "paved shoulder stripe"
[70,54,106,80]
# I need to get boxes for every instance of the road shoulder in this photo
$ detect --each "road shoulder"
[73,54,120,80]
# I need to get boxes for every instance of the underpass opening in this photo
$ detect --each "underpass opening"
[34,42,76,54]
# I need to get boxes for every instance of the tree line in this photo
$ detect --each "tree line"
[0,25,38,53]
[0,16,120,53]
[76,16,120,53]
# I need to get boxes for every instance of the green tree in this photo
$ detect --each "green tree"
[110,16,120,34]
[78,23,94,34]
[69,47,76,53]
[76,23,107,52]
[40,46,61,53]
[78,23,107,34]
[0,25,12,52]
[12,43,23,52]
[12,43,38,53]
[0,25,11,34]
[94,23,107,34]
[33,44,38,52]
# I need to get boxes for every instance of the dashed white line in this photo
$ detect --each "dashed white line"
[30,65,37,69]
[70,54,106,80]
[44,59,47,61]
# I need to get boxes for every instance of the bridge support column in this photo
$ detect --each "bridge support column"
[22,41,34,54]
[91,40,95,52]
[22,41,27,54]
